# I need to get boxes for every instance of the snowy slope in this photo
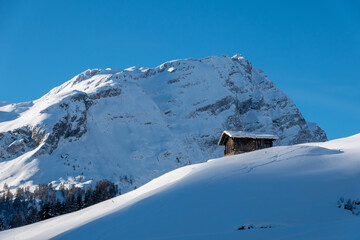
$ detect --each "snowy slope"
[0,54,327,193]
[1,134,359,240]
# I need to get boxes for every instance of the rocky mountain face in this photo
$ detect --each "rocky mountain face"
[0,54,327,192]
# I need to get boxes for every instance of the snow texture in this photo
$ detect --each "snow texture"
[0,54,327,193]
[218,130,278,145]
[0,134,359,240]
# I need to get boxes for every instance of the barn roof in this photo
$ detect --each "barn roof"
[218,130,278,145]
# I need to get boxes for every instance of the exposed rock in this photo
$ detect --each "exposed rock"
[6,139,26,155]
[0,54,327,193]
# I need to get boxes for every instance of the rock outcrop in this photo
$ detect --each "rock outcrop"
[0,54,327,192]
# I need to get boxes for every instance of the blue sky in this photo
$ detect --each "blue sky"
[0,0,359,140]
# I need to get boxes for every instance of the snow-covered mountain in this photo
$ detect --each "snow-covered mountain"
[1,134,358,240]
[0,54,326,192]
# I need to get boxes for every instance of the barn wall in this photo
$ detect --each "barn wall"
[259,139,273,148]
[225,138,234,155]
[224,137,274,156]
[234,138,256,152]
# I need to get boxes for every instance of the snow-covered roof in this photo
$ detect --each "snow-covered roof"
[218,130,278,145]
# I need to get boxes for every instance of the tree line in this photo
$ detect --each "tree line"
[0,180,119,231]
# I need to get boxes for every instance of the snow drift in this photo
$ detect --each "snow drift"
[1,134,359,240]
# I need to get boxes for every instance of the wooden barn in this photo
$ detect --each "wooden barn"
[218,130,278,156]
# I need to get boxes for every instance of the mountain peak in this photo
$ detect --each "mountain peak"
[0,54,327,194]
[232,53,245,59]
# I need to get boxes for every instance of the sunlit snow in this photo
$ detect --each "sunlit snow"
[1,134,359,239]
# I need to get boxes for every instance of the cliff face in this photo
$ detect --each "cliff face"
[0,54,327,192]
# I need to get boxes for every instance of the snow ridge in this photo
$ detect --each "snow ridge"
[0,54,327,192]
[1,134,359,240]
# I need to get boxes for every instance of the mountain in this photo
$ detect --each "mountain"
[0,54,327,192]
[1,134,358,240]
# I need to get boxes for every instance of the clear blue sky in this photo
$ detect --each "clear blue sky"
[0,0,359,140]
